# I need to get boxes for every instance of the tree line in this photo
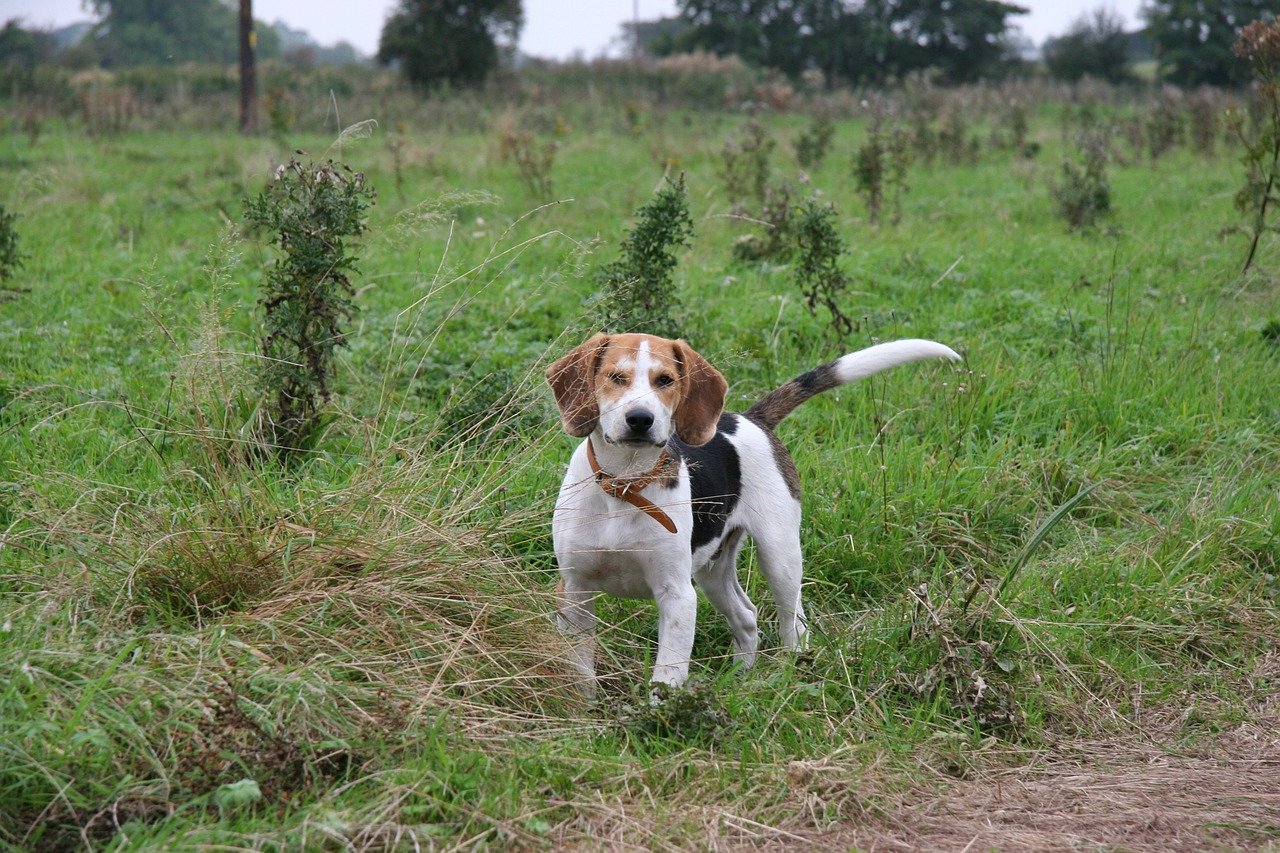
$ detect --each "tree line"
[1,0,1274,91]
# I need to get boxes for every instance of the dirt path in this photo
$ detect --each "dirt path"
[806,672,1280,851]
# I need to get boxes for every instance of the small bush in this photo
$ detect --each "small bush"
[794,112,835,169]
[854,110,912,226]
[1051,131,1112,231]
[1223,20,1280,274]
[511,131,557,200]
[1146,89,1185,161]
[1187,88,1221,156]
[731,181,796,262]
[243,158,376,457]
[720,117,775,211]
[596,174,694,338]
[792,198,855,340]
[0,204,24,290]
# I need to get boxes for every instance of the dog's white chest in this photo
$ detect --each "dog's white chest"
[552,464,692,600]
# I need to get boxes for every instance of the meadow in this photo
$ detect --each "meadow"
[2,77,1279,848]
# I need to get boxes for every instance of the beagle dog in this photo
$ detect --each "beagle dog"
[546,333,960,693]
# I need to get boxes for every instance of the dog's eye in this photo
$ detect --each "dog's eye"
[654,374,675,388]
[608,372,628,385]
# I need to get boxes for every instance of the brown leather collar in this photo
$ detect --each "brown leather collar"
[586,439,678,534]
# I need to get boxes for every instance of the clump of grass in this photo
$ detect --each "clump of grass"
[242,157,376,457]
[596,174,694,337]
[1051,130,1112,231]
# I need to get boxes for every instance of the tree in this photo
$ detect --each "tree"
[865,0,1028,83]
[1043,7,1132,84]
[0,19,58,69]
[377,0,523,89]
[239,0,258,134]
[666,0,1025,84]
[1142,0,1274,86]
[85,0,280,67]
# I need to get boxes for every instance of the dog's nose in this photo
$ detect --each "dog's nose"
[625,409,654,432]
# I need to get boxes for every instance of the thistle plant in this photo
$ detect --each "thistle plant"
[0,204,23,291]
[794,112,835,169]
[243,158,376,457]
[1226,20,1280,274]
[1051,131,1111,231]
[597,174,694,338]
[793,198,855,340]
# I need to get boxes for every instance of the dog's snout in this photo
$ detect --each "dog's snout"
[625,409,655,432]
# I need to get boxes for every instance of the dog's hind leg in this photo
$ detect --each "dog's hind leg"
[695,528,760,668]
[755,529,808,651]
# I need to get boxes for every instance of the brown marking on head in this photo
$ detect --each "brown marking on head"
[671,339,727,446]
[545,333,610,437]
[592,333,685,417]
[547,333,726,445]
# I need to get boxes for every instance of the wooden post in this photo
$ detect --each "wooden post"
[238,0,258,134]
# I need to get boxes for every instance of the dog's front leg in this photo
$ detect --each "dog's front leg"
[556,579,598,698]
[650,578,698,689]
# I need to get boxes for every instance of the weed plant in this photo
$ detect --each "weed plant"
[1224,19,1280,274]
[0,204,22,288]
[596,174,694,337]
[1146,89,1185,161]
[854,109,912,226]
[1052,130,1112,231]
[792,198,856,339]
[512,132,558,200]
[731,181,796,262]
[794,112,835,169]
[720,116,775,210]
[242,158,376,456]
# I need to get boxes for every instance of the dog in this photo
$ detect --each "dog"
[546,333,960,694]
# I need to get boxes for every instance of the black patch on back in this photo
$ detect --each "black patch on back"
[669,414,742,551]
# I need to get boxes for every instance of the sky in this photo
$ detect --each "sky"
[1,0,1147,58]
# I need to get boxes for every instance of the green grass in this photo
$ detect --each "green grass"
[2,94,1278,848]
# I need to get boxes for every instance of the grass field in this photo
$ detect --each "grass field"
[2,92,1279,849]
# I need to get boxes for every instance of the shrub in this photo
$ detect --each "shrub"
[0,204,23,288]
[792,198,855,340]
[596,174,693,338]
[794,112,835,169]
[1146,89,1185,161]
[1051,131,1112,231]
[511,131,557,200]
[242,158,376,457]
[731,181,796,262]
[854,111,912,226]
[1224,19,1280,274]
[719,117,775,211]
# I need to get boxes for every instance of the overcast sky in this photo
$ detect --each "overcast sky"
[1,0,1147,58]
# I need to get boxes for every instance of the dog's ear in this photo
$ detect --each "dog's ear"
[546,334,610,437]
[672,340,727,446]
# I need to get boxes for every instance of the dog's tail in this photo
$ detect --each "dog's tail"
[745,339,961,431]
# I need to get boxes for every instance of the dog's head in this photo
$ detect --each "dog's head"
[546,333,727,447]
